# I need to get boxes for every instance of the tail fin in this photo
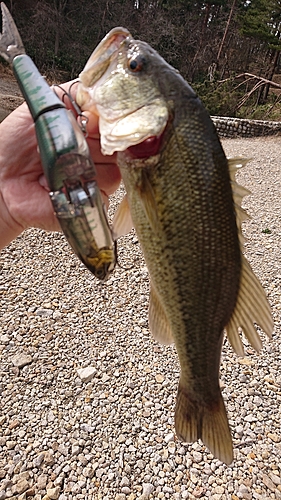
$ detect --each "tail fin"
[175,380,233,465]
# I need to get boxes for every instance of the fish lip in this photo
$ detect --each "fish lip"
[79,28,131,88]
[78,29,169,156]
[97,100,169,156]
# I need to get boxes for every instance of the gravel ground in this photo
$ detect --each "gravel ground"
[0,136,281,500]
[0,72,23,121]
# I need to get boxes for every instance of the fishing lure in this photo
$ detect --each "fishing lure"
[0,2,116,280]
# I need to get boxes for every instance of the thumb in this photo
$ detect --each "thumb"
[83,110,99,138]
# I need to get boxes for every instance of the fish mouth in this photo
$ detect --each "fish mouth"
[79,28,131,88]
[127,134,164,159]
[77,28,169,156]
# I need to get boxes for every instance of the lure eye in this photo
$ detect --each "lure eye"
[128,55,146,72]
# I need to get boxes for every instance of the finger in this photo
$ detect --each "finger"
[38,174,50,191]
[51,80,79,109]
[87,137,118,164]
[95,162,121,197]
[83,110,99,137]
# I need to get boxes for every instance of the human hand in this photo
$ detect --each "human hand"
[0,81,121,250]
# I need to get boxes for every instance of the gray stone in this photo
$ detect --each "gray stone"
[37,474,47,490]
[6,441,17,450]
[192,451,203,463]
[82,467,94,479]
[80,423,95,433]
[35,308,53,317]
[46,486,61,499]
[11,353,32,368]
[164,432,174,443]
[0,335,10,344]
[76,367,96,382]
[71,445,80,456]
[33,453,45,468]
[120,477,130,487]
[142,483,154,499]
[121,487,131,494]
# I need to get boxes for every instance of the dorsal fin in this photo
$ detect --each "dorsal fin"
[226,254,273,356]
[228,158,251,247]
[226,158,273,356]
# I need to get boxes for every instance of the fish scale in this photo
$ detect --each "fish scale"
[118,110,240,464]
[76,27,273,464]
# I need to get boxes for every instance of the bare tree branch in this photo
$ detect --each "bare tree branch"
[219,72,281,90]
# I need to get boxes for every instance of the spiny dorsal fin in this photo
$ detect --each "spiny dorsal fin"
[228,157,251,248]
[149,282,174,345]
[228,157,250,180]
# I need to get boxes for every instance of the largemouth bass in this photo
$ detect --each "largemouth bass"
[76,29,273,464]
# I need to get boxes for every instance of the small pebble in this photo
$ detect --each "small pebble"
[76,366,96,382]
[11,353,32,368]
[1,139,280,500]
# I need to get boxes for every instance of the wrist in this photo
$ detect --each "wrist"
[0,191,23,249]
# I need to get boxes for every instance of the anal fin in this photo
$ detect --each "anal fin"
[175,379,233,465]
[149,282,174,345]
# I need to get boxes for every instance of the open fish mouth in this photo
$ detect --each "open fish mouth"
[77,28,169,156]
[77,27,131,117]
[127,133,165,159]
[79,28,131,88]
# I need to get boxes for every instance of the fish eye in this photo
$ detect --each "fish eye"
[128,55,146,72]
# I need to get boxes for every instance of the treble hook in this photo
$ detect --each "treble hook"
[52,82,89,137]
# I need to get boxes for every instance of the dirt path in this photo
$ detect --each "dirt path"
[0,68,24,120]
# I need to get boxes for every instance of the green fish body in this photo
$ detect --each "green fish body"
[77,29,273,464]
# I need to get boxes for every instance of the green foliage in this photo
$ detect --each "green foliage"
[192,76,281,120]
[4,0,281,119]
[239,0,281,49]
[192,79,243,116]
[235,99,277,119]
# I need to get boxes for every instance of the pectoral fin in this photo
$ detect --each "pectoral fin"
[149,282,174,345]
[226,255,273,356]
[137,169,159,233]
[111,194,134,240]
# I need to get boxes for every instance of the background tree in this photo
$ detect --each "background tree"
[2,0,281,117]
[239,0,281,103]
